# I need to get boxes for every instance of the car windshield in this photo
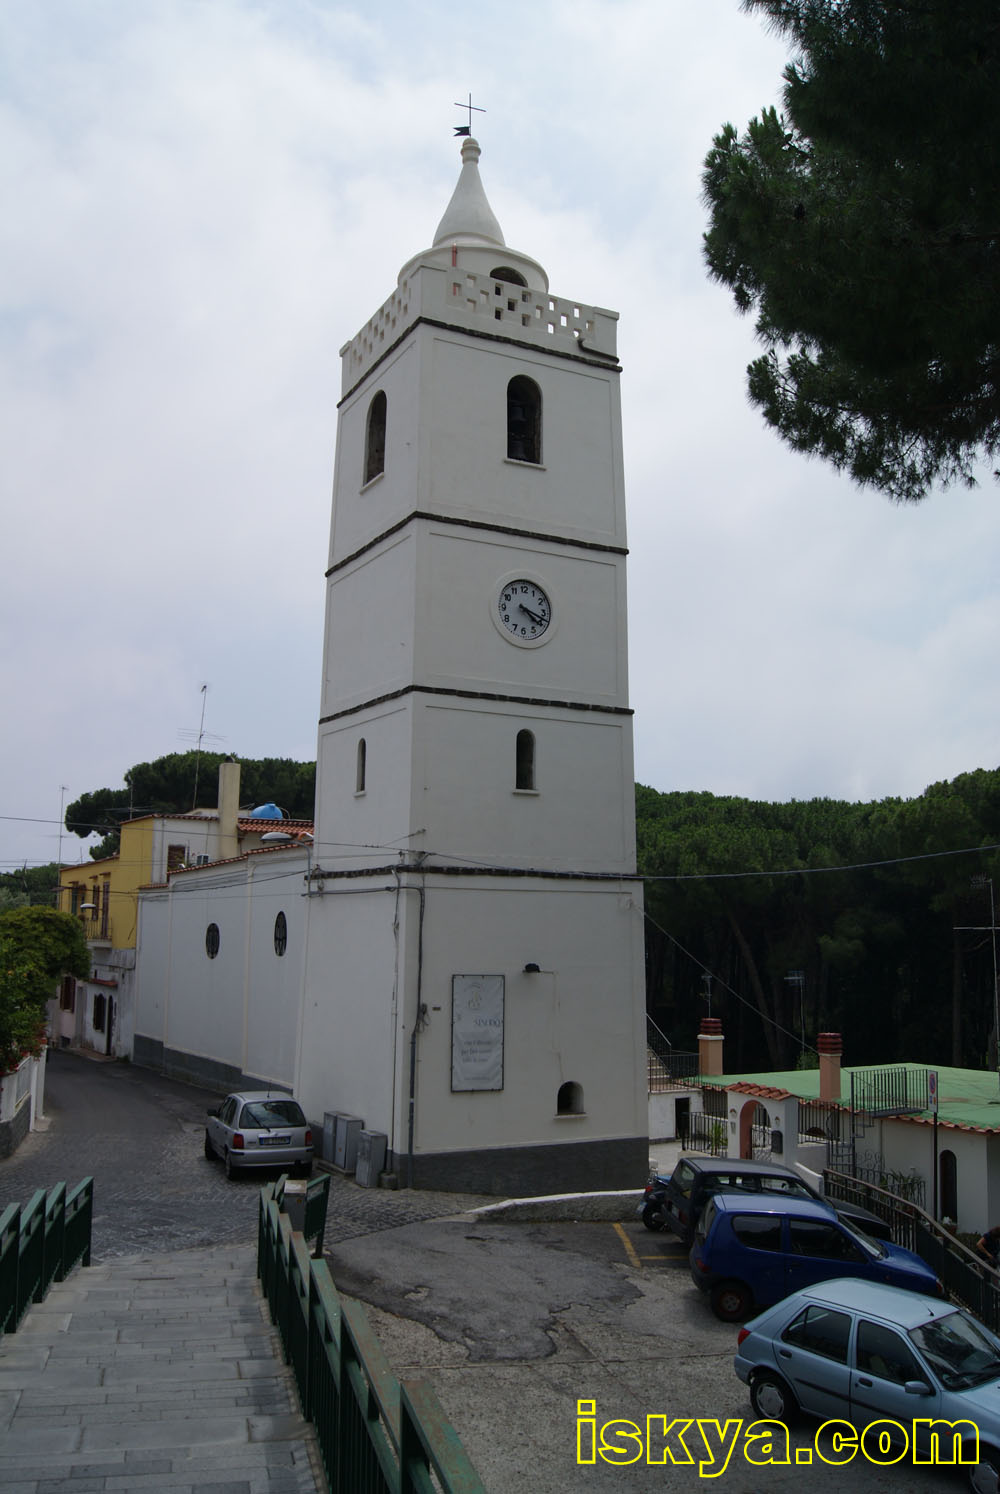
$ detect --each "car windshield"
[240,1100,306,1129]
[909,1310,1000,1390]
[758,1175,814,1200]
[836,1215,884,1259]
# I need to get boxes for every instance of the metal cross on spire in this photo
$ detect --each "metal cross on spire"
[453,93,485,137]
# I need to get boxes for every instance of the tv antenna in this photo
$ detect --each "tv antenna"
[178,683,226,808]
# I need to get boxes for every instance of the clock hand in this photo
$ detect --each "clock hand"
[519,604,545,625]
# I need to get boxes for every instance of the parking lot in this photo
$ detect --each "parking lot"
[1,1058,973,1492]
[327,1212,964,1493]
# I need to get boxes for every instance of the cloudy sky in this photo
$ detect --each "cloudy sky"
[3,0,997,874]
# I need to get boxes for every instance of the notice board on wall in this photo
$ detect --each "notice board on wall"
[451,974,504,1091]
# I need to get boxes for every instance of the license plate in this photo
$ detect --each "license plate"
[259,1134,290,1147]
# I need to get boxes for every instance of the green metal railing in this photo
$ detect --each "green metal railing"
[258,1179,485,1493]
[0,1177,93,1335]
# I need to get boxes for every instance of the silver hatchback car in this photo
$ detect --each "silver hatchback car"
[735,1276,1000,1491]
[204,1091,313,1179]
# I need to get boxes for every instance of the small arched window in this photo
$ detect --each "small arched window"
[491,265,528,287]
[515,729,535,791]
[356,737,367,793]
[274,911,288,957]
[557,1081,585,1116]
[364,390,387,484]
[507,376,541,464]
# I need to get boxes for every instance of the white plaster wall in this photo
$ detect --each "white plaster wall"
[408,879,646,1157]
[420,332,626,547]
[329,340,420,565]
[315,701,414,863]
[320,530,417,716]
[415,526,627,706]
[243,874,305,1087]
[159,878,248,1069]
[414,698,634,870]
[134,891,171,1046]
[295,886,400,1138]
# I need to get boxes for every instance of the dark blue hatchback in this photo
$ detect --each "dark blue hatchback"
[689,1193,943,1321]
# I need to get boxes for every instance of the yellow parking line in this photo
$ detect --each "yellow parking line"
[614,1221,643,1269]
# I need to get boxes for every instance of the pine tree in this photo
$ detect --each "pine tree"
[702,0,1000,501]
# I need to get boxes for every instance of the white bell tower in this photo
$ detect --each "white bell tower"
[297,138,647,1192]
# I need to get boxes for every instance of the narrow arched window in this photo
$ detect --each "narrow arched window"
[557,1081,584,1116]
[515,729,535,790]
[364,390,387,484]
[356,737,367,793]
[507,376,541,464]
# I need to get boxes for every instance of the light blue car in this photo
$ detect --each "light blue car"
[734,1276,1000,1493]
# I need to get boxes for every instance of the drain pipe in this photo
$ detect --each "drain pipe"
[406,875,427,1190]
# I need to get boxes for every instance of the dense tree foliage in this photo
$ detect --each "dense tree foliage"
[702,0,1000,501]
[0,863,59,909]
[637,770,1000,1072]
[0,907,89,1071]
[66,754,317,860]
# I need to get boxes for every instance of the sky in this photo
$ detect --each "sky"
[2,0,998,875]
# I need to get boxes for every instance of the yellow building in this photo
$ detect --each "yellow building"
[55,763,312,1056]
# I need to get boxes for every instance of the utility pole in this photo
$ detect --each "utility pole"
[963,876,999,1091]
[55,784,67,904]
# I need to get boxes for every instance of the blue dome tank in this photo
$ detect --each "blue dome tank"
[249,802,285,820]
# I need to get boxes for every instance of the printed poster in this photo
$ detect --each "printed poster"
[451,974,504,1091]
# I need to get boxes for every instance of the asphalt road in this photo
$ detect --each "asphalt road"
[0,1049,490,1258]
[0,1054,970,1492]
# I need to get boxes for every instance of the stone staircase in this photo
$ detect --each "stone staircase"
[0,1242,322,1492]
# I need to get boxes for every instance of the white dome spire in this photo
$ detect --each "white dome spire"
[397,136,548,292]
[432,137,505,248]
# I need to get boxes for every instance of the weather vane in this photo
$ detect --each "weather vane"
[453,93,485,137]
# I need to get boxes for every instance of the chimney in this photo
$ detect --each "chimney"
[818,1031,843,1103]
[217,760,241,861]
[698,1016,724,1078]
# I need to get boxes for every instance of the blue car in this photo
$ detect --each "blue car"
[735,1277,1000,1492]
[689,1192,942,1321]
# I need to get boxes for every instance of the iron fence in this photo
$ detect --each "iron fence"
[0,1177,93,1335]
[824,1169,1000,1334]
[686,1112,727,1155]
[258,1179,484,1493]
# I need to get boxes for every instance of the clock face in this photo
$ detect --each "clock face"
[498,580,551,641]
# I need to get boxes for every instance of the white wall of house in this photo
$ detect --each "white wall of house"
[134,850,308,1091]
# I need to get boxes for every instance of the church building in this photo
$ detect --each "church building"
[295,137,647,1193]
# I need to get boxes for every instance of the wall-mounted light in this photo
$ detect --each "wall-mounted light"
[523,962,540,974]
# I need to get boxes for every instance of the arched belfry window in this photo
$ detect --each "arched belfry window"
[515,729,535,791]
[507,376,541,464]
[356,737,367,793]
[492,265,528,287]
[364,390,387,484]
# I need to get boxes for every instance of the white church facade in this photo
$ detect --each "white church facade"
[132,138,647,1193]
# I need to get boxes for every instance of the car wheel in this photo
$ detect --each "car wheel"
[225,1150,241,1180]
[641,1203,666,1232]
[750,1371,797,1423]
[710,1279,754,1321]
[204,1130,216,1161]
[968,1445,1000,1494]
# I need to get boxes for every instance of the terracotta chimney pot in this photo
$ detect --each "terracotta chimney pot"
[698,1016,724,1078]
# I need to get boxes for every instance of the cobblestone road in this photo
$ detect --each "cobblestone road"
[0,1050,489,1260]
